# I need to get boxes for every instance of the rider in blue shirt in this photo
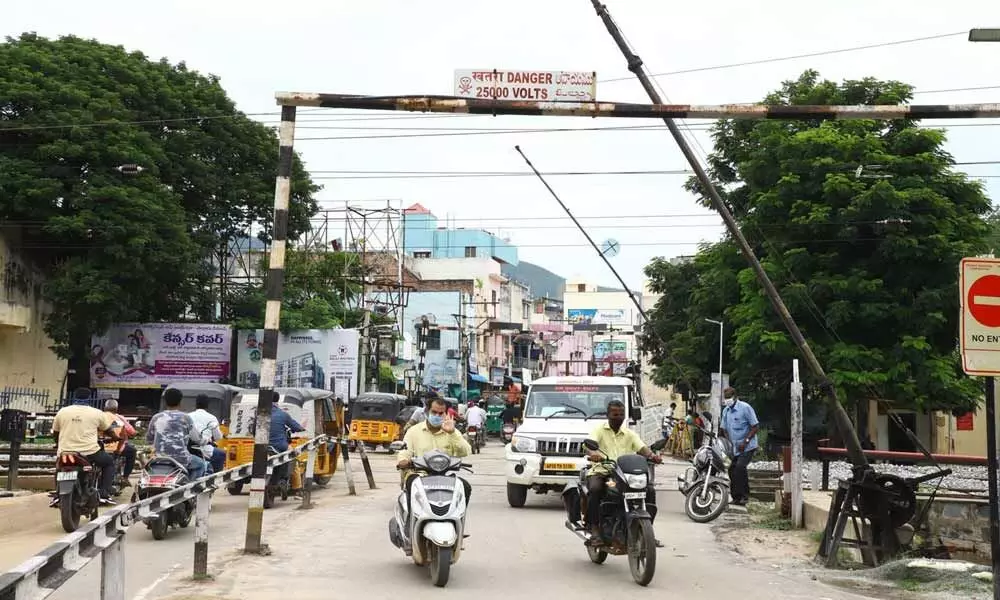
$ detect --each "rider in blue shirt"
[269,400,305,452]
[720,387,759,506]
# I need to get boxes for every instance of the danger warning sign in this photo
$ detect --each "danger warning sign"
[453,69,597,108]
[960,257,1000,374]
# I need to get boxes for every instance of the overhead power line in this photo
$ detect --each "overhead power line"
[9,238,910,252]
[598,31,967,83]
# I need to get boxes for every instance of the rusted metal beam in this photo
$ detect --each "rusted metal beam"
[275,92,1000,120]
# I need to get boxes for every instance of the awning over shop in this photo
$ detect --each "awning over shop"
[467,372,489,384]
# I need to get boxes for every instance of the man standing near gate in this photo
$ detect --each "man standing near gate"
[719,387,759,506]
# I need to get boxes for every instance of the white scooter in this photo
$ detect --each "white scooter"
[387,445,473,587]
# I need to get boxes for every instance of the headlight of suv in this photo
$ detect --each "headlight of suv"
[511,435,537,453]
[623,473,648,489]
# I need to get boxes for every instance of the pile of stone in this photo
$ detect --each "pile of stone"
[748,459,987,494]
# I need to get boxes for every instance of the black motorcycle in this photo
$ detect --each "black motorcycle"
[678,412,733,523]
[562,439,658,586]
[52,452,103,533]
[264,444,293,508]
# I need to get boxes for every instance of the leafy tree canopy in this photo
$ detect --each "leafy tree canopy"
[230,249,368,333]
[643,70,991,415]
[0,33,319,372]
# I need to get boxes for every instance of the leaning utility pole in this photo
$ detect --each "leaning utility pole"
[587,0,869,470]
[244,105,296,555]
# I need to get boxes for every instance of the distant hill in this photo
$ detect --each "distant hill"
[502,260,565,300]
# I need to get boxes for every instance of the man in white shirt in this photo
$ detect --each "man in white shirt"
[189,395,225,474]
[466,400,487,446]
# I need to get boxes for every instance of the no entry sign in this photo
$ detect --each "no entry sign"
[960,257,1000,374]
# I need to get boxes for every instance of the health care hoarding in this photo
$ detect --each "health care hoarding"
[453,69,596,108]
[90,323,231,388]
[235,329,359,400]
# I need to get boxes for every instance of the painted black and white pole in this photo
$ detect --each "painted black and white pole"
[193,491,212,578]
[244,104,297,554]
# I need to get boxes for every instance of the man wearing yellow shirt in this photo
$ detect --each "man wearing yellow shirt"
[584,399,661,545]
[396,396,472,501]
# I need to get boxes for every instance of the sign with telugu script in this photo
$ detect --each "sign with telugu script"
[453,69,597,108]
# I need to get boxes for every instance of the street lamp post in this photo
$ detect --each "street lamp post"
[705,318,724,426]
[968,30,1000,600]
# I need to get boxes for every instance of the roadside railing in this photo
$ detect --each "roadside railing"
[0,433,379,600]
[815,446,986,491]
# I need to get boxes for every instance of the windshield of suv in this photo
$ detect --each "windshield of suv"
[525,385,626,419]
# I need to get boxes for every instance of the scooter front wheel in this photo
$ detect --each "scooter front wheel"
[429,546,452,587]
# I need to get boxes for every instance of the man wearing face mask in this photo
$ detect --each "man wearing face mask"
[719,386,759,506]
[584,399,662,546]
[396,396,473,513]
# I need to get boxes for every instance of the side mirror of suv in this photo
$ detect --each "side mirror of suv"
[632,407,642,422]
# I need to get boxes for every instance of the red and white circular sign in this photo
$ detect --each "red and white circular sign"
[967,274,1000,327]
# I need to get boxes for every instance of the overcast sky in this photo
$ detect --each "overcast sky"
[7,0,1000,289]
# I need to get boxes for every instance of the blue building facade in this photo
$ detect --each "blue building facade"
[403,203,518,265]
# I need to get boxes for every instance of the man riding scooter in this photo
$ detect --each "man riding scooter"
[396,397,472,524]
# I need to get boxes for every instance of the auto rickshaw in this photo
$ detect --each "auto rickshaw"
[160,382,245,435]
[484,393,506,436]
[223,388,343,496]
[347,392,406,451]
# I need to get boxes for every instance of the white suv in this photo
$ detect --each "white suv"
[504,375,658,508]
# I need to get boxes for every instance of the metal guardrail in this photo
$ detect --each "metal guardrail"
[0,434,378,600]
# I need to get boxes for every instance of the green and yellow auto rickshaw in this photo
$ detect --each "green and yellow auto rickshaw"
[485,393,506,436]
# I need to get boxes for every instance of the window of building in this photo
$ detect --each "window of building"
[464,246,477,257]
[413,251,431,258]
[522,302,530,320]
[577,283,586,292]
[491,290,497,305]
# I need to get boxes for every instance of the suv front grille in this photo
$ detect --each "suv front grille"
[536,439,585,457]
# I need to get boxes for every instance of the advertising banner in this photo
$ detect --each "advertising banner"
[90,323,231,388]
[594,340,628,376]
[567,308,629,326]
[235,329,359,400]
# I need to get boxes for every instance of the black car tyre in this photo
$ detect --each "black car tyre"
[506,482,528,508]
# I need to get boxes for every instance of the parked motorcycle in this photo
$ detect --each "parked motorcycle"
[562,439,658,586]
[388,447,473,587]
[52,452,103,532]
[135,456,195,540]
[677,413,733,524]
[500,422,515,444]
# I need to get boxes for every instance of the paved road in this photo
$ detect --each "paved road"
[0,472,331,600]
[128,443,869,600]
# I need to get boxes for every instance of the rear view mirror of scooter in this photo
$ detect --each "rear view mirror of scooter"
[583,438,600,452]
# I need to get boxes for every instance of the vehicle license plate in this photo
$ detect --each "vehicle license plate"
[56,471,78,481]
[545,461,576,471]
[624,492,646,500]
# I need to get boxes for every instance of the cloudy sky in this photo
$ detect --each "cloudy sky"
[7,0,999,289]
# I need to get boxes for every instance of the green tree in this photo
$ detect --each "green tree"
[0,33,319,386]
[229,248,367,333]
[645,70,990,415]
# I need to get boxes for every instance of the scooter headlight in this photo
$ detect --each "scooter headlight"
[623,473,647,490]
